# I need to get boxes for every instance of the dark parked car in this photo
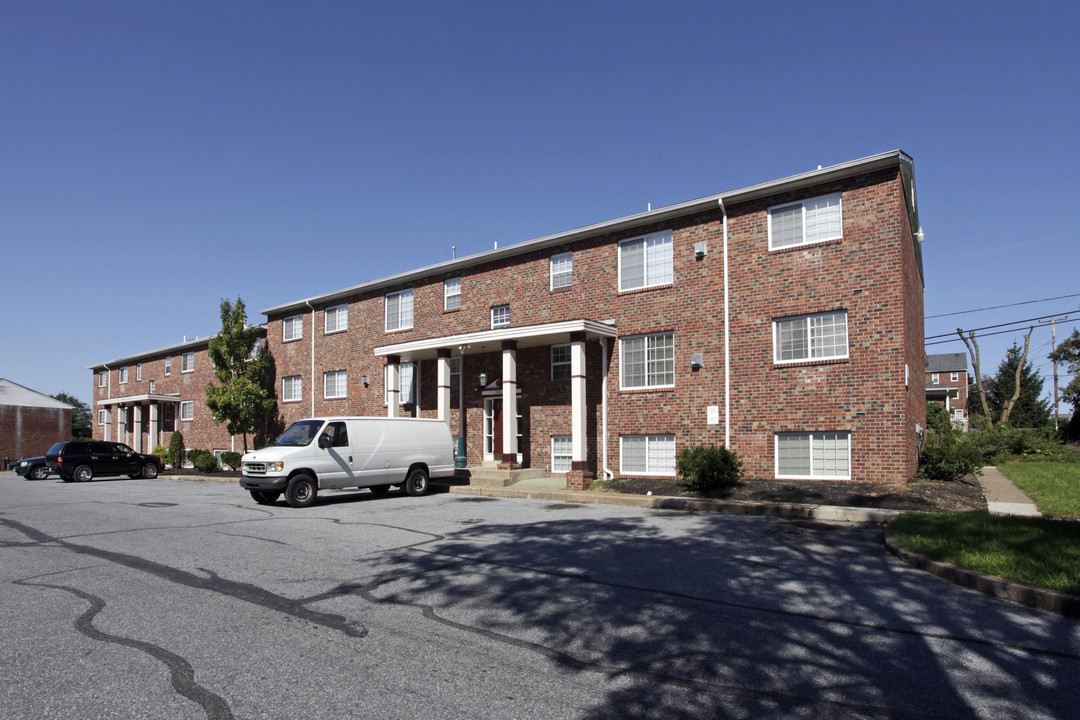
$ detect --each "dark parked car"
[14,456,52,480]
[46,441,163,482]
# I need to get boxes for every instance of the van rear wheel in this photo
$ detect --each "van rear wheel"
[285,474,317,508]
[404,468,429,497]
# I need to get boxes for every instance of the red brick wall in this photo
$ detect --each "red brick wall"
[1,405,71,463]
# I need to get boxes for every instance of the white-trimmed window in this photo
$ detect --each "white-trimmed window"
[444,278,461,310]
[136,364,142,381]
[931,373,940,385]
[620,332,674,389]
[213,450,228,469]
[619,230,673,291]
[953,408,964,419]
[165,356,172,376]
[118,367,128,384]
[283,314,303,341]
[181,352,195,373]
[491,304,510,328]
[385,363,417,404]
[149,381,155,393]
[551,436,572,472]
[550,252,573,290]
[551,344,572,381]
[386,290,414,331]
[324,370,347,399]
[774,311,848,363]
[776,432,850,480]
[620,434,676,476]
[98,371,106,387]
[282,375,302,403]
[98,409,106,425]
[325,305,348,334]
[768,193,843,250]
[951,372,959,382]
[180,401,194,422]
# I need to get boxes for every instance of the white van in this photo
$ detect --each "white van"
[239,416,455,507]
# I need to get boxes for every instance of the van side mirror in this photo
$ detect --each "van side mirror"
[317,434,332,450]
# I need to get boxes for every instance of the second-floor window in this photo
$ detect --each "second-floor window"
[165,356,172,375]
[386,290,414,331]
[769,193,843,250]
[550,252,573,289]
[491,304,510,329]
[444,278,461,310]
[932,373,940,385]
[283,315,303,341]
[951,372,959,382]
[98,371,106,387]
[325,305,348,333]
[619,230,673,291]
[181,352,195,373]
[118,367,128,384]
[774,311,848,364]
[136,364,142,381]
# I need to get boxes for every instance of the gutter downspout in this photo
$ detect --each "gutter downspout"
[306,301,316,417]
[601,337,613,481]
[720,198,730,448]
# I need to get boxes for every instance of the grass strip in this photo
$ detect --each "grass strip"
[889,512,1080,595]
[999,463,1080,519]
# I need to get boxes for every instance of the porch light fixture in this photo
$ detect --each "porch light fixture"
[478,372,488,388]
[361,375,370,387]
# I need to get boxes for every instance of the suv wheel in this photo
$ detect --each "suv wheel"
[29,466,49,480]
[141,463,159,479]
[73,465,94,482]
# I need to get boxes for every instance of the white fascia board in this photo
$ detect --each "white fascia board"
[88,325,268,371]
[374,319,618,360]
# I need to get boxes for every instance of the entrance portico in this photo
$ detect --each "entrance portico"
[96,393,181,452]
[374,319,616,487]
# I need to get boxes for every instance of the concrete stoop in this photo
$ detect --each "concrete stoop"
[460,466,549,488]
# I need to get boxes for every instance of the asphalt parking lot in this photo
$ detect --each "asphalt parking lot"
[3,473,1079,719]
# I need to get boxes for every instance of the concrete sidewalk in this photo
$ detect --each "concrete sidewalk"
[978,466,1041,516]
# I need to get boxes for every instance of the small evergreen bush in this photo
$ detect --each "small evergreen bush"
[219,451,242,471]
[151,444,168,459]
[167,432,185,469]
[190,450,220,473]
[677,445,742,492]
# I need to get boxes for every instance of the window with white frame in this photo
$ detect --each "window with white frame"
[444,278,461,310]
[385,363,417,404]
[324,370,347,399]
[620,332,674,389]
[550,252,573,290]
[98,409,106,425]
[181,352,195,373]
[620,434,676,476]
[551,436,572,472]
[953,408,964,419]
[774,311,848,363]
[282,375,302,402]
[775,432,850,479]
[551,344,572,381]
[283,314,303,341]
[118,367,128,384]
[180,401,194,422]
[951,372,959,382]
[325,305,348,333]
[931,373,940,385]
[149,380,155,393]
[386,290,414,331]
[136,364,142,381]
[619,230,673,291]
[491,304,510,328]
[165,356,172,375]
[769,193,843,250]
[98,371,106,387]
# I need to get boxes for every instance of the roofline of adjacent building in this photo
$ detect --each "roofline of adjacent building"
[87,325,268,371]
[262,149,918,316]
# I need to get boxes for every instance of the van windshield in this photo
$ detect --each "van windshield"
[273,420,324,447]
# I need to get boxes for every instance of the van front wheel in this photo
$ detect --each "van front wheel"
[404,468,429,497]
[285,474,317,508]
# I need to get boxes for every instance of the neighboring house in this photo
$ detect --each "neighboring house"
[91,150,926,485]
[87,329,268,458]
[926,352,969,430]
[0,378,72,467]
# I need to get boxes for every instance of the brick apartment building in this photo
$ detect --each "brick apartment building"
[1,378,72,467]
[926,352,969,430]
[91,150,926,485]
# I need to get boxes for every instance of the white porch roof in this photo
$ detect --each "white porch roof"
[373,319,617,362]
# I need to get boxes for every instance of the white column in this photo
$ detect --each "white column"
[117,408,126,445]
[103,407,112,441]
[501,342,517,460]
[570,335,587,467]
[386,356,400,418]
[436,350,451,425]
[132,405,143,452]
[149,403,159,450]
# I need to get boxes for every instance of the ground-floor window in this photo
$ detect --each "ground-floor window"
[620,434,676,476]
[551,436,572,472]
[775,431,850,480]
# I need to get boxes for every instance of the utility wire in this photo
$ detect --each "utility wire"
[926,317,1080,346]
[926,293,1080,319]
[925,312,1076,340]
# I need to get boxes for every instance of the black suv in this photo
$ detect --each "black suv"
[46,441,163,482]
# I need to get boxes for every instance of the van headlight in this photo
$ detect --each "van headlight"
[267,462,284,472]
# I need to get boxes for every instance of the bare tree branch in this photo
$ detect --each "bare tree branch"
[998,327,1034,426]
[958,328,993,427]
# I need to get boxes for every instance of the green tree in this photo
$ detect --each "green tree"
[1050,329,1080,415]
[204,297,276,453]
[53,392,91,440]
[969,343,1050,428]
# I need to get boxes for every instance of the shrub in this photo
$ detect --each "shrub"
[967,425,1066,465]
[677,445,742,492]
[219,451,242,471]
[151,444,168,459]
[167,432,185,469]
[189,450,220,473]
[918,435,983,482]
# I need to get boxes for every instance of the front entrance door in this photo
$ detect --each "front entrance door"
[484,399,502,461]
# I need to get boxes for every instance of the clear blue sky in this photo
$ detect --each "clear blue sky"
[3,1,1078,414]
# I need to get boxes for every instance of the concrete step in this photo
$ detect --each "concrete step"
[465,467,548,488]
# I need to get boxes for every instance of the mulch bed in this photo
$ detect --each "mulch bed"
[596,476,987,513]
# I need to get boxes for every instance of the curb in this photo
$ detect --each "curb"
[883,527,1080,618]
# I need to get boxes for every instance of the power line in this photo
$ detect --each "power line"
[926,293,1080,319]
[925,312,1076,341]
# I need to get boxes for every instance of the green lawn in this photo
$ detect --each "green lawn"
[889,512,1080,594]
[999,463,1080,519]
